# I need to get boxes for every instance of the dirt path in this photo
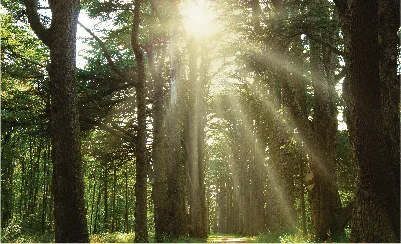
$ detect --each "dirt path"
[208,235,247,243]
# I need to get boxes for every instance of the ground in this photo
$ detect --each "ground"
[208,234,247,243]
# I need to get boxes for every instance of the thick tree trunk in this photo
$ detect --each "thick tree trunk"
[377,0,400,240]
[151,64,169,242]
[187,36,201,238]
[186,37,207,239]
[24,0,89,241]
[165,1,187,236]
[334,0,400,242]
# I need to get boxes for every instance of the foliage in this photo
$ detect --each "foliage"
[90,232,134,243]
[1,0,367,242]
[247,231,311,243]
[1,218,54,243]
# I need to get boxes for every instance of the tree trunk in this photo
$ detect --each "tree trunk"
[104,165,109,230]
[24,0,89,241]
[89,177,96,235]
[333,0,400,241]
[308,38,342,241]
[124,169,129,233]
[186,37,207,239]
[377,0,400,240]
[93,181,102,234]
[165,0,187,236]
[112,166,117,232]
[132,0,148,242]
[41,142,49,233]
[187,36,201,238]
[151,38,169,242]
[1,130,14,228]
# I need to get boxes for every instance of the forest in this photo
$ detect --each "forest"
[1,0,400,243]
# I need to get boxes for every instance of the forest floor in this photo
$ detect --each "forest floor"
[207,234,248,243]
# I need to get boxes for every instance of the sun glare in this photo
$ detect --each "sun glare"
[180,0,217,39]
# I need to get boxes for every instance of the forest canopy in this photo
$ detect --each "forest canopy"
[1,0,400,243]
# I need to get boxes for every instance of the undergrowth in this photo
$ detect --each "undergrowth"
[247,227,351,243]
[90,232,135,243]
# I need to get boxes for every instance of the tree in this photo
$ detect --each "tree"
[23,0,89,242]
[131,0,148,242]
[333,0,400,242]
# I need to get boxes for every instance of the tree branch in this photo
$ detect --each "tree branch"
[78,21,136,86]
[23,0,51,46]
[3,48,47,68]
[337,201,353,231]
[97,122,135,143]
[305,32,344,56]
[131,0,144,61]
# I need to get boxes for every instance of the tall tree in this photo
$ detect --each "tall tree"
[165,0,188,238]
[131,0,148,242]
[23,0,89,242]
[333,0,400,242]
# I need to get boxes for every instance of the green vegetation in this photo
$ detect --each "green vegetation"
[1,0,399,242]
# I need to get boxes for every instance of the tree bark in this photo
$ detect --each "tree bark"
[24,0,89,241]
[150,17,169,240]
[112,166,117,232]
[124,169,130,233]
[104,165,109,230]
[132,0,148,242]
[165,0,187,237]
[308,37,342,241]
[333,0,400,242]
[1,130,14,228]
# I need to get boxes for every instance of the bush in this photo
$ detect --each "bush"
[1,219,22,243]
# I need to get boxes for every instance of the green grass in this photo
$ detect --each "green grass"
[245,228,351,243]
[2,227,351,243]
[90,232,135,243]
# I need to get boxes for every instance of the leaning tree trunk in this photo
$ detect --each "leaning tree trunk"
[24,0,89,242]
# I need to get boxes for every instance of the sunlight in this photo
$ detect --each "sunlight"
[180,0,218,39]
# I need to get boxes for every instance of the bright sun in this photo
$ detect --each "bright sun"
[180,0,217,39]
